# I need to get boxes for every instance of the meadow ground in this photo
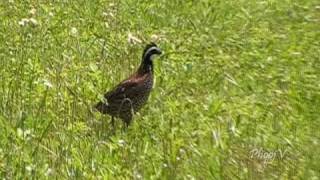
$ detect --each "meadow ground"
[0,0,319,179]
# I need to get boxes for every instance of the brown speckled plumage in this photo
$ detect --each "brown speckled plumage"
[95,43,162,126]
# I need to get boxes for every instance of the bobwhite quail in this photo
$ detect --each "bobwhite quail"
[95,43,162,127]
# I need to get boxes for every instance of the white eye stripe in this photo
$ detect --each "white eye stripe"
[144,47,160,56]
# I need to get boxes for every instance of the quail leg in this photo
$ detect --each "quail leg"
[123,114,132,129]
[109,116,116,133]
[111,116,115,127]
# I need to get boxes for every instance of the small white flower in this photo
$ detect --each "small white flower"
[18,18,29,26]
[151,34,160,42]
[102,12,108,17]
[29,8,36,15]
[29,18,38,26]
[127,32,142,44]
[43,79,53,88]
[104,22,109,28]
[17,128,23,138]
[45,168,53,176]
[118,139,125,147]
[230,125,236,134]
[179,148,186,154]
[26,165,33,172]
[136,174,142,179]
[70,27,78,37]
[24,129,31,136]
[49,12,54,17]
[187,174,195,180]
[18,18,38,27]
[133,170,142,179]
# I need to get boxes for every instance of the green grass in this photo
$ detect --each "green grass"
[0,0,319,179]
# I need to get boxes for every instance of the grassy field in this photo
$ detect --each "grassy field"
[0,0,319,179]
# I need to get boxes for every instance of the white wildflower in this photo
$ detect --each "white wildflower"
[151,34,160,42]
[29,8,36,15]
[133,170,142,179]
[43,79,53,88]
[118,139,125,147]
[187,174,195,180]
[17,128,23,138]
[18,18,29,26]
[179,148,186,154]
[127,32,142,44]
[18,18,38,27]
[102,12,108,17]
[26,165,34,172]
[104,22,109,28]
[29,18,38,26]
[45,168,53,176]
[70,27,78,37]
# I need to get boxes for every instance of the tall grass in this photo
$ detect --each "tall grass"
[0,0,319,179]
